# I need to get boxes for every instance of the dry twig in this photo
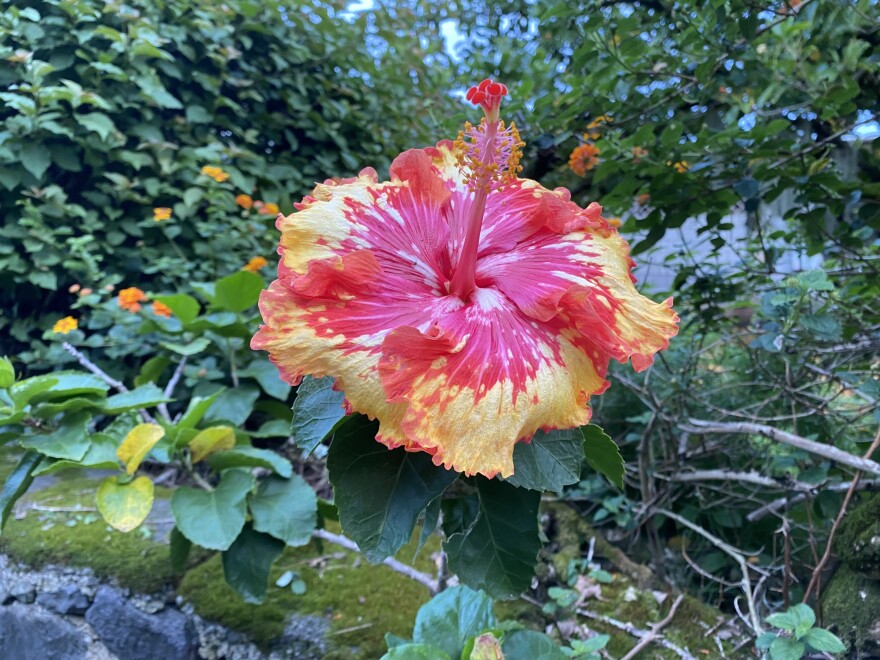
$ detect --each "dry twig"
[620,594,686,660]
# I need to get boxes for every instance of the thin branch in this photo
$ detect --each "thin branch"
[312,528,439,594]
[747,479,880,522]
[651,507,763,634]
[574,605,697,660]
[157,356,187,423]
[621,594,686,660]
[62,341,155,424]
[682,419,880,476]
[657,469,814,492]
[804,426,880,603]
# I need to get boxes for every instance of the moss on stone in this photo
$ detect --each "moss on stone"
[0,473,175,593]
[178,525,436,659]
[834,492,880,580]
[821,564,880,656]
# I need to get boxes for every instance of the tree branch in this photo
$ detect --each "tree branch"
[621,594,686,660]
[657,469,814,491]
[747,479,880,522]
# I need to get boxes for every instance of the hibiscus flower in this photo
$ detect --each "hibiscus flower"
[253,80,678,478]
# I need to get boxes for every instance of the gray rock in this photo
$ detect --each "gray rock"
[37,585,91,615]
[10,581,35,605]
[0,602,88,660]
[269,614,329,659]
[86,586,197,660]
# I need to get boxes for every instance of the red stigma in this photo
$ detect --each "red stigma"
[465,78,508,121]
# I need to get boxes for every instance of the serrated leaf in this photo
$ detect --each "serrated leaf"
[116,423,165,474]
[794,269,834,292]
[20,142,51,179]
[381,644,450,660]
[222,525,285,604]
[501,630,567,660]
[207,446,293,477]
[96,475,154,533]
[803,628,846,653]
[328,416,458,563]
[412,585,496,658]
[171,470,255,550]
[249,474,317,546]
[443,478,541,599]
[20,410,91,460]
[769,637,805,660]
[188,426,235,463]
[581,425,624,489]
[103,383,170,414]
[766,612,797,631]
[506,428,584,493]
[214,270,264,313]
[76,112,116,140]
[0,451,41,532]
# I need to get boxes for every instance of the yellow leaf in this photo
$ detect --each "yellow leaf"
[116,423,165,474]
[96,475,154,533]
[188,426,236,463]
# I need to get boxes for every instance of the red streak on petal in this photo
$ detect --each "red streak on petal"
[292,250,382,299]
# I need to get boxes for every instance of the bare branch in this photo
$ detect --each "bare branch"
[157,356,187,423]
[682,419,880,476]
[621,594,686,660]
[747,479,880,522]
[657,469,814,492]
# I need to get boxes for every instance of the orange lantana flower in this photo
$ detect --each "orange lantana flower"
[255,201,280,216]
[671,160,690,173]
[631,146,649,162]
[53,316,78,334]
[201,166,230,183]
[244,256,268,272]
[152,301,173,317]
[235,194,254,209]
[569,143,600,176]
[606,217,622,227]
[153,207,172,222]
[118,287,147,313]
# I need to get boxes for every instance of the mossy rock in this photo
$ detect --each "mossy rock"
[0,473,176,593]
[821,565,880,657]
[834,492,880,579]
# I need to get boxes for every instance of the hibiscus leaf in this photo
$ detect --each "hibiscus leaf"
[327,416,459,563]
[290,375,346,456]
[581,425,625,489]
[221,524,285,604]
[249,474,317,546]
[501,630,567,660]
[412,585,496,658]
[171,470,255,550]
[443,477,542,599]
[506,428,585,493]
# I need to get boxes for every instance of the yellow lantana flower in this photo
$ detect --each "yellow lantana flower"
[153,207,172,222]
[255,201,280,216]
[201,165,230,183]
[53,316,78,334]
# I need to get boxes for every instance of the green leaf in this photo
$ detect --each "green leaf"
[412,585,496,659]
[31,395,105,419]
[239,358,291,401]
[444,478,541,599]
[290,376,346,455]
[803,628,846,653]
[116,423,165,474]
[20,411,91,460]
[0,451,41,532]
[468,634,505,660]
[76,112,116,141]
[155,294,201,323]
[381,644,450,660]
[249,474,317,546]
[0,357,14,388]
[769,637,805,660]
[188,426,236,463]
[207,446,293,478]
[171,470,255,550]
[214,270,264,313]
[32,432,119,475]
[177,388,225,428]
[96,475,154,533]
[160,337,211,356]
[766,612,797,632]
[794,269,834,292]
[221,525,285,604]
[327,416,458,563]
[170,526,192,573]
[788,603,816,638]
[506,428,584,493]
[581,425,625,489]
[10,372,108,407]
[203,385,260,426]
[102,384,170,414]
[135,355,170,387]
[416,497,441,557]
[501,630,567,660]
[20,142,51,179]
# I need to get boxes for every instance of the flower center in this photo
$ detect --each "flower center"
[448,79,524,301]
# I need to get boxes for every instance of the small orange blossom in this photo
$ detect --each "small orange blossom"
[153,207,172,221]
[118,287,147,313]
[235,194,254,209]
[152,301,173,317]
[53,316,78,334]
[201,165,230,183]
[244,256,268,272]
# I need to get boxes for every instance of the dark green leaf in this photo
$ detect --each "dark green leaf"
[239,359,291,401]
[415,497,441,558]
[170,526,192,573]
[102,383,170,414]
[0,451,41,532]
[803,628,846,653]
[20,411,91,460]
[32,432,119,475]
[20,142,51,179]
[443,478,541,599]
[581,425,625,489]
[327,416,458,563]
[381,644,450,660]
[135,356,170,387]
[412,585,496,658]
[222,524,285,604]
[506,428,584,493]
[290,376,346,455]
[207,446,293,478]
[203,385,260,426]
[769,637,805,660]
[177,388,225,428]
[501,630,567,660]
[171,470,255,550]
[249,474,317,546]
[155,294,201,323]
[11,372,108,407]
